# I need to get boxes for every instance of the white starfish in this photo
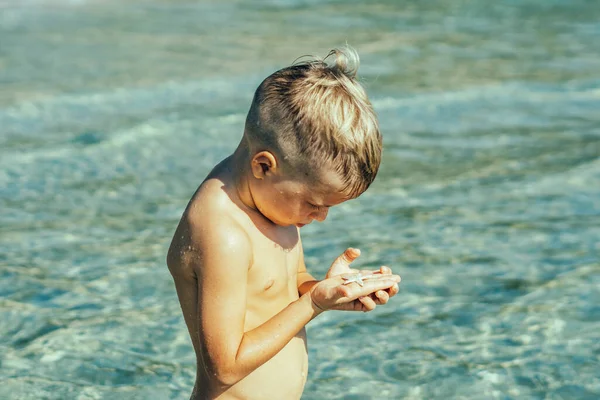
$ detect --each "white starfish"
[342,273,374,287]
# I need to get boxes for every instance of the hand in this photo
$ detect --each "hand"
[309,272,401,313]
[325,247,361,279]
[325,248,401,310]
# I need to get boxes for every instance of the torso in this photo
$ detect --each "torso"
[168,165,308,400]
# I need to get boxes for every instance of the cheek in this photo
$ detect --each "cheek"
[281,195,307,219]
[282,196,302,214]
[259,189,296,217]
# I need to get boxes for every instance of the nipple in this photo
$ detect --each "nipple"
[263,279,275,291]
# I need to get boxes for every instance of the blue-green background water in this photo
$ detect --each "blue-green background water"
[1,0,599,399]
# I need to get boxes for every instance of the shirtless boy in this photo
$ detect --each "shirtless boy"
[167,47,401,400]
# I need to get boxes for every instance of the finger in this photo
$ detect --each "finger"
[358,295,377,311]
[380,265,391,274]
[336,273,399,289]
[374,290,389,304]
[387,283,400,297]
[359,267,394,280]
[357,270,389,282]
[358,266,391,277]
[338,272,393,285]
[345,276,400,300]
[333,299,371,312]
[364,273,401,283]
[338,248,361,265]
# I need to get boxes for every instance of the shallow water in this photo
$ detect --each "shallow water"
[1,0,599,399]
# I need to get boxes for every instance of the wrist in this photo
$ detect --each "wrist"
[305,290,326,317]
[298,279,319,296]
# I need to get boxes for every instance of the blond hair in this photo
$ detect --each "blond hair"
[244,46,382,198]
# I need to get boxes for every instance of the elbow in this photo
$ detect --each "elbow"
[212,365,244,387]
[210,354,246,387]
[208,339,249,387]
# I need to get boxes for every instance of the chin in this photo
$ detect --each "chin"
[266,215,295,227]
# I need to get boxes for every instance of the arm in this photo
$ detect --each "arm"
[192,217,400,386]
[192,218,319,387]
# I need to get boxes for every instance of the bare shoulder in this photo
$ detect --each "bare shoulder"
[167,178,251,280]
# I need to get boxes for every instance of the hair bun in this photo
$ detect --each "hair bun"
[325,46,360,79]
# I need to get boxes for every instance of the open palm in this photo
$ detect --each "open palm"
[325,248,400,310]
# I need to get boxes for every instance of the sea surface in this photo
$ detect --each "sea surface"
[1,0,599,399]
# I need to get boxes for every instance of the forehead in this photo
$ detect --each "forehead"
[298,165,350,204]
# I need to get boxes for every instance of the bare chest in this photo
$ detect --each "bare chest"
[244,235,301,327]
[247,236,300,297]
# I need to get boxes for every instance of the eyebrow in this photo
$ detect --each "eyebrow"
[310,201,333,208]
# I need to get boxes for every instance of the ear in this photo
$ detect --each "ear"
[250,151,278,179]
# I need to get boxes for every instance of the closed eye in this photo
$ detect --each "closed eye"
[307,202,319,210]
[308,202,331,211]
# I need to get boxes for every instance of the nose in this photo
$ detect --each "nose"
[311,208,329,222]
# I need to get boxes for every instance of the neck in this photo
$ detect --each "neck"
[229,138,258,213]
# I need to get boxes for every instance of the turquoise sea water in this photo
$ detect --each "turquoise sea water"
[1,0,599,399]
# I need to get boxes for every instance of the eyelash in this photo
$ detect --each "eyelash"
[308,203,319,210]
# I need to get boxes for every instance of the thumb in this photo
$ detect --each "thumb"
[338,248,361,265]
[327,248,362,278]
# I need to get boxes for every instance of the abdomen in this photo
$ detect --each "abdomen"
[220,329,308,400]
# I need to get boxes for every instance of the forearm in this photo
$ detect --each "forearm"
[297,271,319,296]
[224,293,321,385]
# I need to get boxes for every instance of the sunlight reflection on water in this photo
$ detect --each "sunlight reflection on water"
[1,0,599,399]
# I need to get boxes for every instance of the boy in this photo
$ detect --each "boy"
[167,47,401,400]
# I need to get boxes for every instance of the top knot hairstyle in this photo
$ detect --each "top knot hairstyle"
[244,46,382,198]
